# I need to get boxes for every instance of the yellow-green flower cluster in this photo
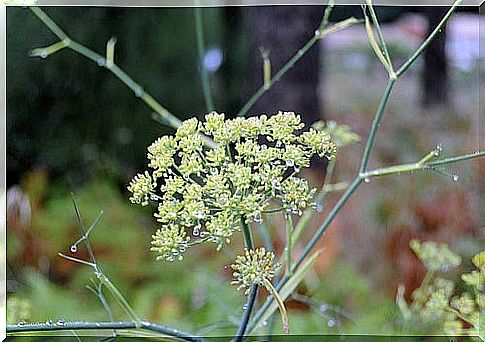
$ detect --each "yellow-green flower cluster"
[406,241,484,337]
[127,171,156,206]
[128,111,336,261]
[150,224,189,262]
[231,247,280,295]
[410,239,461,272]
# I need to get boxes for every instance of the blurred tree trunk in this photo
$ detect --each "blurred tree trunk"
[244,6,324,126]
[421,7,449,109]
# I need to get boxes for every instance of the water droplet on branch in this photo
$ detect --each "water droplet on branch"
[70,245,77,253]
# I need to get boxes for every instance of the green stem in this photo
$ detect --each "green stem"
[99,275,141,328]
[285,215,293,276]
[427,151,485,167]
[292,177,362,272]
[247,177,362,332]
[234,219,257,341]
[194,5,215,112]
[292,158,336,246]
[365,0,393,69]
[29,6,217,148]
[396,0,463,78]
[262,278,289,334]
[236,16,360,118]
[359,78,395,173]
[30,7,181,130]
[361,151,484,179]
[7,321,204,342]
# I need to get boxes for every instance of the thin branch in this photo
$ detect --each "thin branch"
[234,220,258,341]
[285,214,293,275]
[292,158,336,247]
[236,5,361,117]
[194,5,215,112]
[426,151,484,167]
[7,321,204,342]
[361,151,484,179]
[396,0,463,77]
[29,7,182,130]
[358,78,395,173]
[365,0,393,70]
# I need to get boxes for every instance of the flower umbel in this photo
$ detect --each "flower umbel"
[231,247,280,294]
[410,239,461,272]
[150,224,189,262]
[231,247,289,333]
[127,171,156,206]
[128,111,336,261]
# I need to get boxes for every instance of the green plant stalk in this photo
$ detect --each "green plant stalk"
[247,177,362,332]
[236,16,361,117]
[194,5,215,112]
[248,3,466,329]
[262,278,289,334]
[234,220,258,341]
[365,0,393,69]
[30,7,182,130]
[359,77,395,173]
[362,151,485,179]
[285,215,293,275]
[364,14,393,76]
[396,0,463,78]
[99,275,141,327]
[7,321,204,342]
[426,151,485,167]
[291,158,336,246]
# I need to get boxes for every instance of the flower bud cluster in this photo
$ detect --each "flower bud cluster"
[128,111,336,261]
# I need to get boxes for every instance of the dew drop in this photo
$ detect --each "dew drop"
[262,320,268,326]
[97,57,106,67]
[70,245,77,253]
[40,51,48,59]
[314,29,321,37]
[56,319,65,326]
[452,175,459,182]
[45,320,53,326]
[17,320,26,326]
[134,88,142,97]
[242,304,248,310]
[364,177,370,183]
[327,319,336,327]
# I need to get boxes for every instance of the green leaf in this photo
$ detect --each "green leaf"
[364,14,392,75]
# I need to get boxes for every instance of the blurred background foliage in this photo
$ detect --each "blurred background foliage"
[6,5,483,338]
